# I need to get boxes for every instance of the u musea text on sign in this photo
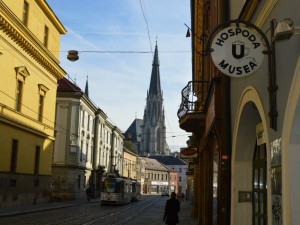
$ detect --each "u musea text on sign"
[211,26,265,78]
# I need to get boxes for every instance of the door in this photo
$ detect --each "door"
[253,143,267,225]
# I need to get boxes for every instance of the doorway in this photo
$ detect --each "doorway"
[253,143,267,225]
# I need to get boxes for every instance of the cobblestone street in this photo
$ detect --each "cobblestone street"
[0,195,196,225]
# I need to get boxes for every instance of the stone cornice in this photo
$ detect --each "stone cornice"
[35,0,67,34]
[0,1,66,80]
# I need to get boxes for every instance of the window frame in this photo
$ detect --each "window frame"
[34,146,40,174]
[22,1,29,26]
[15,80,23,111]
[10,139,18,172]
[43,26,49,47]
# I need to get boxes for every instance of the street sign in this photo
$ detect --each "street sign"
[180,147,197,159]
[211,26,264,77]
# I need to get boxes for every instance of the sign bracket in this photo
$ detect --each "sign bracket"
[195,19,277,130]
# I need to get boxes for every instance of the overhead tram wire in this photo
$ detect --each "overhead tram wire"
[139,0,153,56]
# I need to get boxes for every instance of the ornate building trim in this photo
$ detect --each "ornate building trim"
[0,2,66,80]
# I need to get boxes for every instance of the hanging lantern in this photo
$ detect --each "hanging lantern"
[67,50,79,61]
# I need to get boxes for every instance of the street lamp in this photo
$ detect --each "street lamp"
[67,50,79,61]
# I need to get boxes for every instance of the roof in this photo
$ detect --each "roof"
[124,119,143,142]
[149,156,187,166]
[149,43,161,96]
[141,157,169,172]
[123,146,138,157]
[57,77,82,92]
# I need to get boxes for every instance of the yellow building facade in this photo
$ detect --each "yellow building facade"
[0,0,66,207]
[123,147,137,180]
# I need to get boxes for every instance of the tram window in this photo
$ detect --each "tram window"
[103,179,117,193]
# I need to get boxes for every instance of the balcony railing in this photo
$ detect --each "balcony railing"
[177,80,210,119]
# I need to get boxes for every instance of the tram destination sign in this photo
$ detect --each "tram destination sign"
[211,26,264,77]
[180,147,197,159]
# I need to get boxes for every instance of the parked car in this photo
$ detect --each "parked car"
[161,190,169,197]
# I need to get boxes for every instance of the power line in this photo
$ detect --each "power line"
[139,0,153,56]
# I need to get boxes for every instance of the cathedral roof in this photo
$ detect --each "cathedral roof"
[149,156,187,166]
[149,43,161,96]
[124,119,143,142]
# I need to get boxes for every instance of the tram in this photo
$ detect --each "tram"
[101,173,138,205]
[131,180,141,201]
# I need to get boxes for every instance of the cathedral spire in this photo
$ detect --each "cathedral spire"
[85,75,89,97]
[149,41,161,96]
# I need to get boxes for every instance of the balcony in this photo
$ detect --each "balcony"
[177,81,209,132]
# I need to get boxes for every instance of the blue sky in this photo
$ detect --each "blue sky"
[48,0,192,151]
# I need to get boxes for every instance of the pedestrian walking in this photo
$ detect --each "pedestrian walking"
[163,192,180,225]
[86,187,91,201]
[181,192,185,202]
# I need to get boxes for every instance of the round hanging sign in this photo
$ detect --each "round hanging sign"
[211,26,265,77]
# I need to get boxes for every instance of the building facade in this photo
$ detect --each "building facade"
[228,1,300,225]
[53,78,124,200]
[0,0,66,207]
[178,0,231,224]
[142,157,169,194]
[149,156,188,195]
[122,147,138,179]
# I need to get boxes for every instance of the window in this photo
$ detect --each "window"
[86,143,88,162]
[87,115,90,130]
[37,84,48,122]
[43,26,49,47]
[15,80,23,111]
[34,146,40,174]
[78,175,81,189]
[179,168,182,173]
[179,176,182,182]
[157,174,160,180]
[82,111,85,127]
[10,139,18,172]
[38,95,44,122]
[80,140,83,161]
[22,1,29,26]
[91,145,94,163]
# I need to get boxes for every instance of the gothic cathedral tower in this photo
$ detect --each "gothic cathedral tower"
[141,42,166,156]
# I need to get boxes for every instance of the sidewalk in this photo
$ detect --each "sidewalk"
[178,199,197,225]
[0,198,100,218]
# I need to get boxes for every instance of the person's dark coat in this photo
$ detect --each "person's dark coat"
[163,196,180,224]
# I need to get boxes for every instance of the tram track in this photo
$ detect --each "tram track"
[82,196,160,225]
[45,196,159,225]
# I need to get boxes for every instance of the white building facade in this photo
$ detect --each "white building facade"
[53,78,124,200]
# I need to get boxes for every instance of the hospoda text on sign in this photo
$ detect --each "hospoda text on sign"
[211,26,264,77]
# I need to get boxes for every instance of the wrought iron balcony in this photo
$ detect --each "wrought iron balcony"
[177,80,210,119]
